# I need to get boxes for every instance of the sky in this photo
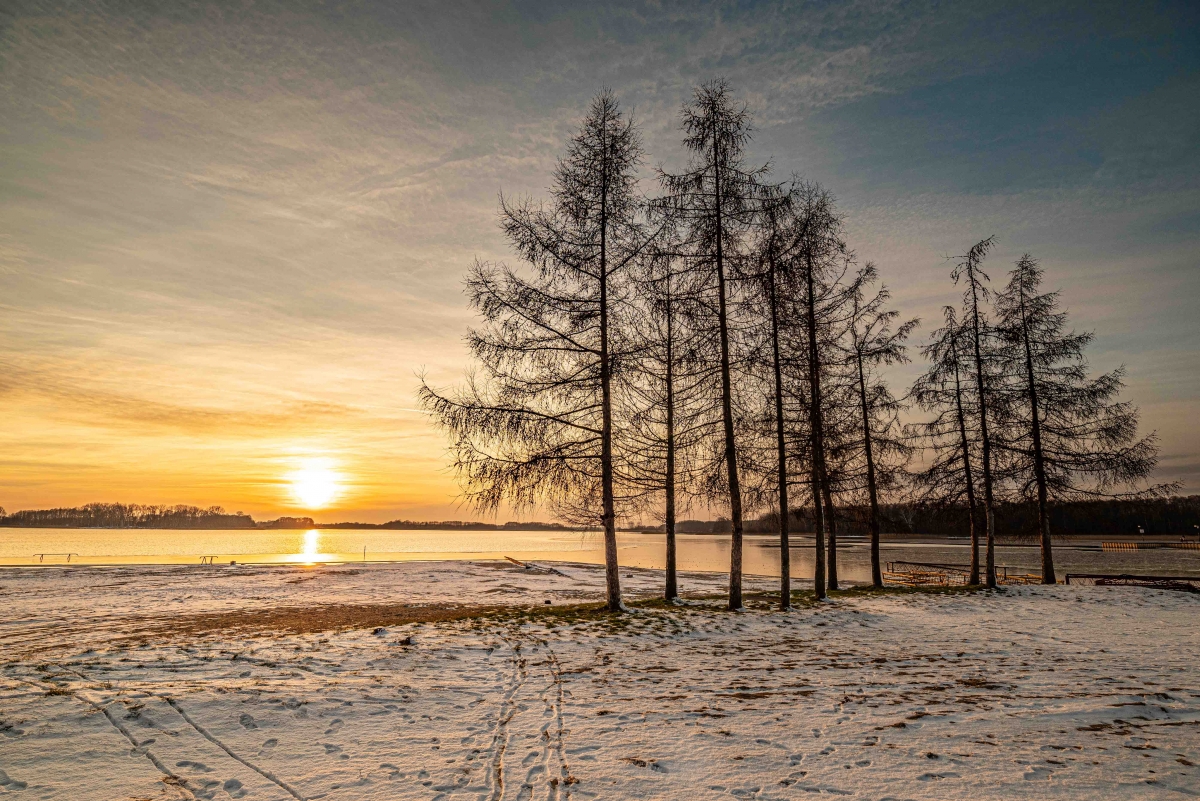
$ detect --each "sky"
[1,0,1197,522]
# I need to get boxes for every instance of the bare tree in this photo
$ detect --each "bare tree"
[846,267,917,587]
[420,91,646,612]
[995,254,1172,583]
[952,237,1002,588]
[621,230,711,601]
[748,186,804,608]
[783,182,857,598]
[910,307,984,584]
[657,80,767,610]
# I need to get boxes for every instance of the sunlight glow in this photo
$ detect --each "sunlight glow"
[302,529,319,558]
[287,458,342,509]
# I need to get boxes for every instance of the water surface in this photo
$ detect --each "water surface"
[3,527,1198,583]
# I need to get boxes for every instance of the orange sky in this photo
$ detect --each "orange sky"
[2,2,1197,522]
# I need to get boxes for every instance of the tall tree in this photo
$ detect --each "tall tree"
[952,237,1001,588]
[846,268,917,588]
[420,91,645,612]
[910,307,983,584]
[753,187,801,609]
[994,254,1170,583]
[658,80,767,610]
[622,232,709,601]
[786,182,854,599]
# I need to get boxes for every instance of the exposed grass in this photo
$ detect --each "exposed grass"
[122,583,995,643]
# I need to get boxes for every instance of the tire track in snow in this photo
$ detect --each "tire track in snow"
[43,661,307,800]
[489,634,528,801]
[4,671,197,800]
[536,636,572,801]
[160,695,308,800]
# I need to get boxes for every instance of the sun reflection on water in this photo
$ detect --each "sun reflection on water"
[287,529,330,564]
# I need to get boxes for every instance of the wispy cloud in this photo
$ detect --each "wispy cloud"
[1,0,1197,516]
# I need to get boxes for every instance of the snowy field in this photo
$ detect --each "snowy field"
[0,561,1197,800]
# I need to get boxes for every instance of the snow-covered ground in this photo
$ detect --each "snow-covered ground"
[0,561,1197,800]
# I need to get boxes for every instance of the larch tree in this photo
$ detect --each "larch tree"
[994,254,1170,584]
[419,90,646,612]
[657,80,768,610]
[845,267,917,588]
[910,307,984,584]
[621,229,710,601]
[952,237,1002,588]
[785,181,855,599]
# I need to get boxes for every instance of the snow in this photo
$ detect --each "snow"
[0,561,1197,799]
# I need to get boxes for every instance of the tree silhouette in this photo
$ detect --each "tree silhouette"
[994,254,1172,583]
[420,90,647,611]
[952,237,1002,587]
[657,80,768,610]
[845,267,917,587]
[910,307,984,584]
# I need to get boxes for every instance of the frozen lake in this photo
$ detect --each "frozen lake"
[2,527,1198,582]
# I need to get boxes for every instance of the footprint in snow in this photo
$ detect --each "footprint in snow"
[0,769,28,791]
[258,738,278,755]
[223,778,247,798]
[324,718,343,735]
[238,713,257,729]
[176,760,214,773]
[917,772,960,781]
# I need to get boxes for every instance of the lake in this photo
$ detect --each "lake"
[2,527,1199,583]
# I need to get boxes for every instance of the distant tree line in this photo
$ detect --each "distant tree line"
[0,503,255,529]
[0,505,593,531]
[422,81,1170,611]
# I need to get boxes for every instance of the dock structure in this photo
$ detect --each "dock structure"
[32,553,80,563]
[883,561,1042,587]
[1064,574,1200,592]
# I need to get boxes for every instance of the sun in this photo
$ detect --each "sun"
[287,458,342,509]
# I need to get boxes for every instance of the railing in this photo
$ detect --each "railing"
[32,553,80,563]
[199,555,218,565]
[884,561,1042,586]
[1064,573,1200,591]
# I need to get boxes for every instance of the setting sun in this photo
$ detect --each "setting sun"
[287,459,343,509]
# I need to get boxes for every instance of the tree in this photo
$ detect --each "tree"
[621,230,710,601]
[846,268,917,587]
[420,91,646,612]
[952,237,1002,587]
[910,307,984,584]
[750,186,802,608]
[657,80,767,610]
[784,182,856,598]
[994,254,1171,583]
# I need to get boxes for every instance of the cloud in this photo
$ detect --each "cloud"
[1,0,1197,517]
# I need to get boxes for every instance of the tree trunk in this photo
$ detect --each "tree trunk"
[598,129,621,612]
[856,350,883,588]
[967,277,997,589]
[806,254,827,600]
[664,278,678,601]
[768,255,791,609]
[950,333,980,585]
[1019,288,1055,584]
[824,481,838,591]
[712,137,744,611]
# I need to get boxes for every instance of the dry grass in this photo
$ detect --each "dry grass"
[136,602,509,640]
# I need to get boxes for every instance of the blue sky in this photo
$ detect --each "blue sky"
[1,0,1197,518]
